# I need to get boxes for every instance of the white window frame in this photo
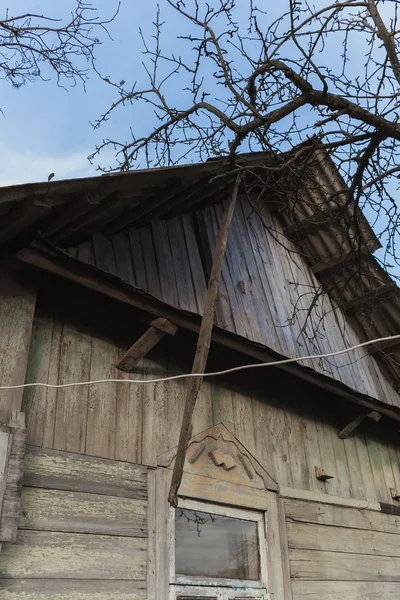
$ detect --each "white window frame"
[169,584,268,599]
[169,498,269,599]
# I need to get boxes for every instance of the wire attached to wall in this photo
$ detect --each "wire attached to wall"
[0,334,399,391]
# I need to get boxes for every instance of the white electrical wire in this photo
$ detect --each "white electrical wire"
[0,333,399,391]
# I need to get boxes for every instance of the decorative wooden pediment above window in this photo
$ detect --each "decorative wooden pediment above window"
[157,424,278,510]
[150,425,289,600]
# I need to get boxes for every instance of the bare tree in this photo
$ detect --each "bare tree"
[91,1,400,277]
[0,1,118,89]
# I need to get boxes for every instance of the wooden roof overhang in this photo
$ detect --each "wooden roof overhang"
[1,149,400,421]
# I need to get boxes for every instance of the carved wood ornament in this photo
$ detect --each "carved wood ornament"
[157,423,278,493]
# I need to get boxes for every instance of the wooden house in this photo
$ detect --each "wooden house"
[0,150,399,599]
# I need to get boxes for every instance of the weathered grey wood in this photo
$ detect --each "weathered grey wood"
[116,319,176,373]
[22,314,61,448]
[287,519,400,557]
[85,336,118,459]
[19,487,147,537]
[0,412,26,542]
[23,446,147,499]
[291,580,400,600]
[0,530,146,579]
[289,548,400,581]
[146,469,156,600]
[112,233,137,286]
[277,497,293,600]
[53,322,91,454]
[139,228,162,300]
[17,247,400,423]
[167,217,198,312]
[0,579,146,600]
[154,468,170,599]
[284,498,400,534]
[0,263,36,422]
[169,174,241,506]
[0,431,10,519]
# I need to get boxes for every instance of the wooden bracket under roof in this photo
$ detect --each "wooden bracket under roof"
[116,317,177,373]
[338,410,381,439]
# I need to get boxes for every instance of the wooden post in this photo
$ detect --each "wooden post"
[168,174,241,506]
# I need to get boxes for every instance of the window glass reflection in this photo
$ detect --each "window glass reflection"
[175,508,260,580]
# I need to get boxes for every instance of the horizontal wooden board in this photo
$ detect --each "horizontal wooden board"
[23,446,147,499]
[0,579,146,599]
[20,487,147,537]
[0,531,146,580]
[289,548,400,581]
[291,580,400,600]
[179,471,269,510]
[287,520,400,557]
[284,498,400,534]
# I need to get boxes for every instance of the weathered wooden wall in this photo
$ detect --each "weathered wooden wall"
[0,446,148,599]
[21,284,400,506]
[68,195,400,410]
[285,497,400,599]
[0,260,36,423]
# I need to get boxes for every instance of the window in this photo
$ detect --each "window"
[170,499,268,600]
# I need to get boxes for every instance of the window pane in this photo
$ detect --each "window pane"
[175,508,260,580]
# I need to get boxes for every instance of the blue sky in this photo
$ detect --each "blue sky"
[0,0,288,184]
[0,1,148,185]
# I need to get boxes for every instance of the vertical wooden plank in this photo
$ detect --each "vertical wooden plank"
[327,410,352,499]
[277,497,293,600]
[92,233,118,276]
[251,395,277,485]
[151,219,179,307]
[155,468,170,599]
[316,415,339,497]
[22,316,54,447]
[85,337,118,459]
[115,355,143,464]
[141,354,168,467]
[366,425,393,504]
[77,239,95,266]
[139,227,162,300]
[167,218,198,313]
[0,264,36,422]
[0,412,26,542]
[129,230,147,291]
[41,319,62,449]
[147,469,156,600]
[283,410,310,492]
[354,430,379,502]
[387,439,400,500]
[211,383,235,433]
[265,493,286,600]
[267,401,293,489]
[112,234,136,286]
[340,424,365,500]
[231,387,257,458]
[196,207,237,333]
[23,314,62,450]
[302,415,326,493]
[213,203,257,341]
[181,213,208,314]
[53,322,91,454]
[192,378,213,437]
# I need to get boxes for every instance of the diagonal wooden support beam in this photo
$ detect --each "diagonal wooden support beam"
[168,173,241,507]
[116,318,177,373]
[338,410,381,439]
